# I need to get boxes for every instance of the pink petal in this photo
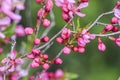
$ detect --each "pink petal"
[0,17,11,26]
[75,12,85,17]
[69,11,74,18]
[15,58,23,64]
[1,58,9,64]
[0,32,6,39]
[77,2,88,9]
[55,0,64,7]
[55,69,64,78]
[14,25,25,37]
[8,65,15,72]
[0,66,5,72]
[4,11,21,23]
[10,50,17,59]
[114,9,120,19]
[27,53,35,59]
[67,0,75,3]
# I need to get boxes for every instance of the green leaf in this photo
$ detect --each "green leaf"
[2,23,17,37]
[65,72,79,80]
[76,18,81,31]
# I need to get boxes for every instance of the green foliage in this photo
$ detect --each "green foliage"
[2,23,16,37]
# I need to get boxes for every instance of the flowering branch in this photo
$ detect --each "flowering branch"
[86,10,114,31]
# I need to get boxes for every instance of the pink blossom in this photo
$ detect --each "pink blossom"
[0,32,5,39]
[41,36,49,42]
[24,27,34,35]
[54,58,63,65]
[27,49,41,59]
[0,51,23,72]
[114,9,120,25]
[77,30,95,47]
[78,47,85,53]
[68,2,88,18]
[55,69,64,78]
[14,25,25,37]
[98,40,106,52]
[115,37,120,47]
[35,0,43,3]
[43,54,49,60]
[45,0,53,12]
[34,38,41,45]
[42,63,50,70]
[72,46,78,52]
[55,0,75,7]
[9,73,20,80]
[56,37,63,44]
[0,47,3,53]
[30,60,40,68]
[62,46,71,54]
[55,0,88,18]
[42,19,51,28]
[13,0,25,10]
[0,17,11,26]
[104,24,113,32]
[111,17,118,24]
[61,28,71,39]
[62,12,70,22]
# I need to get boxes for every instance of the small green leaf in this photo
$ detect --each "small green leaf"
[76,18,81,31]
[2,23,17,37]
[65,72,79,80]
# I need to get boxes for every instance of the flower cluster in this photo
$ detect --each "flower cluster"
[0,50,23,72]
[29,69,64,80]
[27,49,63,70]
[0,0,25,54]
[1,0,120,80]
[55,0,89,22]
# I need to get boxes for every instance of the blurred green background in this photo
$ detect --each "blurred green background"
[19,0,120,80]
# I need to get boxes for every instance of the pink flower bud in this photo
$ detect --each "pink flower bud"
[54,58,63,65]
[34,58,41,64]
[115,1,120,8]
[61,28,71,39]
[111,17,118,24]
[37,8,44,19]
[62,46,71,55]
[34,38,41,45]
[72,46,78,52]
[45,0,53,12]
[62,12,70,22]
[112,26,118,32]
[35,0,43,3]
[81,0,89,2]
[0,47,3,53]
[15,58,23,64]
[56,37,63,44]
[24,27,34,35]
[78,47,85,53]
[42,19,50,28]
[27,54,35,59]
[98,40,106,52]
[41,36,49,42]
[30,61,40,68]
[32,49,41,55]
[43,54,49,60]
[15,25,25,37]
[104,24,113,32]
[48,72,54,78]
[115,37,120,47]
[42,63,49,70]
[55,69,64,78]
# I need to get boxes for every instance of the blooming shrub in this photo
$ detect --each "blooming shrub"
[0,0,120,80]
